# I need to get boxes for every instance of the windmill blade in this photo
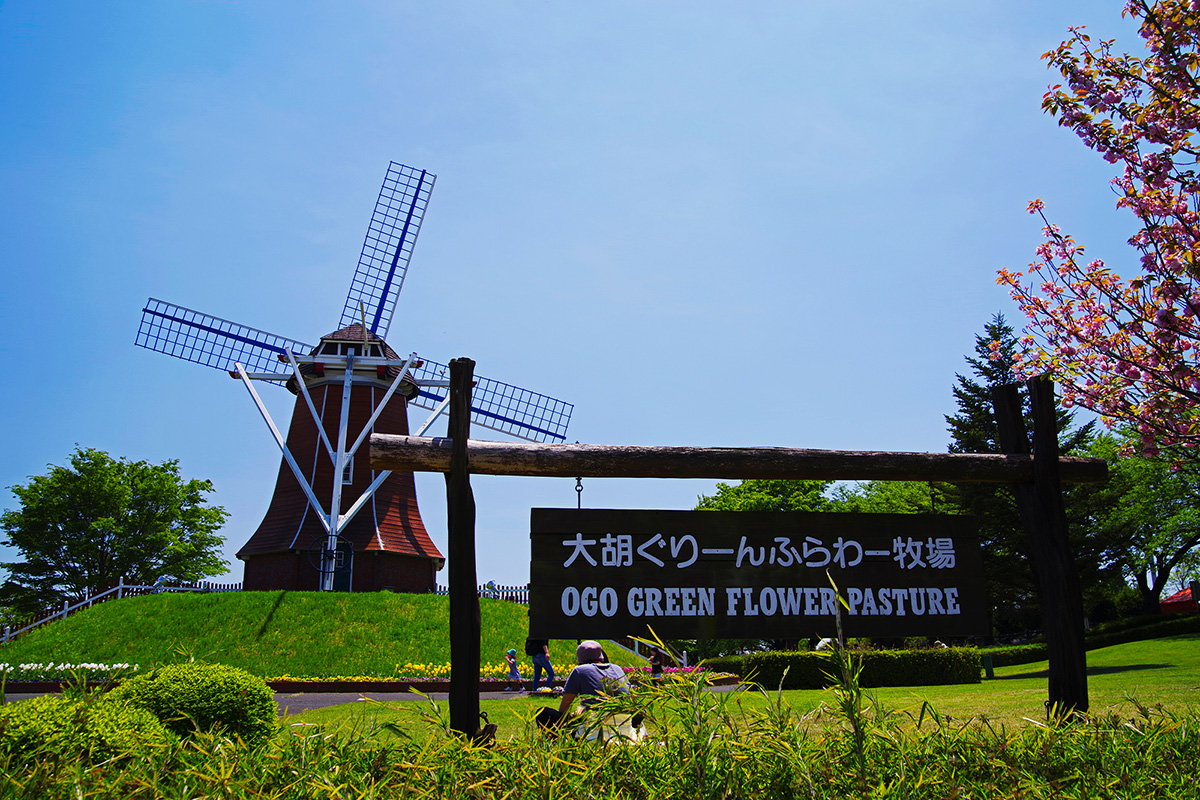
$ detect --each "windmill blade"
[339,162,435,339]
[136,298,312,378]
[409,358,573,443]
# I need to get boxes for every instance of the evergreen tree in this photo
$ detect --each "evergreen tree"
[944,314,1117,634]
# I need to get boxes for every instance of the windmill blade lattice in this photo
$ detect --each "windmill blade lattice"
[136,298,312,378]
[339,162,435,339]
[409,357,573,443]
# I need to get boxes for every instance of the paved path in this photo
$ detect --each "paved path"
[276,690,534,715]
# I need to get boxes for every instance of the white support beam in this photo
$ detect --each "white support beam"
[325,354,356,591]
[336,468,392,544]
[230,371,293,382]
[346,353,418,458]
[282,354,423,368]
[233,363,330,534]
[284,349,336,462]
[414,394,452,436]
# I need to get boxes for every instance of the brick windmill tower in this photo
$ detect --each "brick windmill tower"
[134,162,573,592]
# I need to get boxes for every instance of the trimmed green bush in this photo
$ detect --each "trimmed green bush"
[701,646,980,689]
[109,662,278,746]
[1085,614,1200,649]
[980,616,1200,668]
[0,694,173,760]
[0,695,76,758]
[981,643,1049,668]
[1087,613,1168,637]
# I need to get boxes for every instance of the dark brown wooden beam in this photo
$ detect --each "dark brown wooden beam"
[444,359,481,739]
[994,378,1088,718]
[371,435,1108,484]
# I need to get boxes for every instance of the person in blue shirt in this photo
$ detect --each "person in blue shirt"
[535,640,631,729]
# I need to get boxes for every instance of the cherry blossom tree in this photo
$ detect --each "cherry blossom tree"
[999,0,1200,455]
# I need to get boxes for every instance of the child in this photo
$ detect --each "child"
[504,648,522,691]
[649,649,664,682]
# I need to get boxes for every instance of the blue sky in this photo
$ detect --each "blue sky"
[1,1,1140,587]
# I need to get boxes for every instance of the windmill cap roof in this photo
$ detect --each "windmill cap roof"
[321,323,389,343]
[283,324,419,396]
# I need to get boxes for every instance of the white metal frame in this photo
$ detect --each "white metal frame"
[233,350,422,591]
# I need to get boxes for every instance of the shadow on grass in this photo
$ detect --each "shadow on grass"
[992,663,1171,680]
[256,592,289,639]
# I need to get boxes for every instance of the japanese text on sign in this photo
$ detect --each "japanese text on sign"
[529,509,987,640]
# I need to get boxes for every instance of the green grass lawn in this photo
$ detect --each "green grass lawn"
[862,633,1200,724]
[288,634,1200,740]
[0,591,642,677]
[7,592,1197,736]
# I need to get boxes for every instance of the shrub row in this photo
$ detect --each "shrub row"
[0,694,174,761]
[1084,613,1200,650]
[0,662,279,763]
[1087,612,1172,637]
[981,643,1048,668]
[983,614,1200,668]
[700,646,980,689]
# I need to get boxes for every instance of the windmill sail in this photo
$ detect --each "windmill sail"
[134,160,572,595]
[409,357,573,443]
[135,298,311,377]
[339,162,435,339]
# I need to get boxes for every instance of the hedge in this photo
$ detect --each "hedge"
[0,695,174,761]
[982,615,1200,668]
[1084,614,1200,650]
[700,647,980,690]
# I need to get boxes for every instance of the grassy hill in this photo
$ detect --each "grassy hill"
[0,591,638,678]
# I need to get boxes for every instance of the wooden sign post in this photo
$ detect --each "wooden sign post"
[444,358,481,739]
[993,377,1088,717]
[372,374,1102,727]
[372,439,1106,483]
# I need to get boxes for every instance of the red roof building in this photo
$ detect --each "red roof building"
[1159,581,1200,614]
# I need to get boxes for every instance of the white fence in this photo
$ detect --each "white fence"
[1,577,242,644]
[434,582,529,604]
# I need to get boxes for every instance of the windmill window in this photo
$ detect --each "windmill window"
[342,459,353,485]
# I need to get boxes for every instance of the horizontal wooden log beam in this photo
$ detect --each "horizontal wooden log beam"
[370,435,1108,484]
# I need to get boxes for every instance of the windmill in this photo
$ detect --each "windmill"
[135,162,573,592]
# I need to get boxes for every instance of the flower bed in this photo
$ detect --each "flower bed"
[2,662,735,694]
[267,678,565,693]
[1,661,136,685]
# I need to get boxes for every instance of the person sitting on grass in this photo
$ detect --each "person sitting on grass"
[535,640,639,732]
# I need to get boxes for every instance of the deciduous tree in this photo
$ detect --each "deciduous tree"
[826,481,948,514]
[695,479,833,513]
[1,447,228,614]
[1079,432,1200,612]
[1000,0,1200,455]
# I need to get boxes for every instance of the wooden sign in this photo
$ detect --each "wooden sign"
[529,508,988,640]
